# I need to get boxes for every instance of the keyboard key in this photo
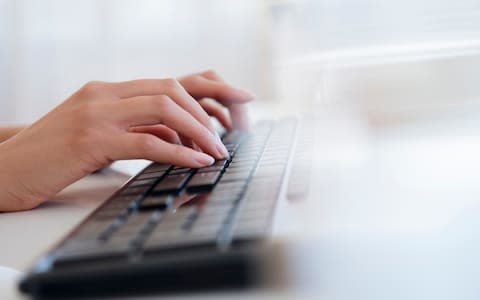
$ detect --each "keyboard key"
[172,166,190,170]
[206,196,240,207]
[207,185,243,198]
[135,171,166,181]
[70,219,114,241]
[196,165,224,173]
[200,207,233,222]
[168,168,192,175]
[139,195,172,210]
[180,207,199,230]
[54,244,128,266]
[224,143,238,154]
[212,159,229,168]
[221,131,244,144]
[151,173,191,194]
[186,171,222,192]
[227,159,256,169]
[143,233,216,252]
[119,185,150,196]
[143,163,171,173]
[109,212,154,238]
[92,196,136,220]
[220,170,251,183]
[144,218,218,251]
[159,206,197,229]
[91,207,127,220]
[232,219,270,241]
[224,166,252,174]
[129,213,161,249]
[189,223,222,237]
[253,165,284,178]
[213,181,246,193]
[192,212,228,230]
[127,177,159,188]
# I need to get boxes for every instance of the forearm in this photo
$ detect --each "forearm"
[0,126,25,143]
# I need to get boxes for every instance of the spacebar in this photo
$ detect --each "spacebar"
[53,244,127,267]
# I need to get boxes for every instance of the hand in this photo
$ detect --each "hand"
[179,70,253,130]
[0,72,253,211]
[122,70,254,154]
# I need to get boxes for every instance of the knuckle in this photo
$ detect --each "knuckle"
[152,95,173,111]
[79,81,106,97]
[161,78,181,91]
[135,135,157,154]
[202,69,218,77]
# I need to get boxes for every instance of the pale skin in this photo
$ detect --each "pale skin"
[0,70,253,212]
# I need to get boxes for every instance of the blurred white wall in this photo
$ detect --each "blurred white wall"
[270,0,480,123]
[0,0,272,124]
[1,0,480,125]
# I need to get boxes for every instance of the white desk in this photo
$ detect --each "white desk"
[2,111,480,300]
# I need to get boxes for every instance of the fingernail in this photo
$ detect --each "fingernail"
[211,131,229,159]
[234,89,255,101]
[194,153,215,166]
[216,142,230,159]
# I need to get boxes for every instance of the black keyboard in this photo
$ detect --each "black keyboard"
[19,119,298,298]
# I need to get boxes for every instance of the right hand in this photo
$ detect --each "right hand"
[0,78,251,211]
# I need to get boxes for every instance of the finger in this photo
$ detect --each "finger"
[107,78,219,135]
[114,95,229,159]
[192,70,252,130]
[230,103,251,131]
[179,134,195,149]
[109,133,215,168]
[192,142,202,152]
[178,136,202,152]
[180,75,254,106]
[199,69,226,82]
[130,125,181,144]
[199,98,233,130]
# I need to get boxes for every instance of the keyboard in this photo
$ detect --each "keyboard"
[19,119,299,298]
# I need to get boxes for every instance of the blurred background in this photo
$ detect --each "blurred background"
[2,2,480,298]
[1,0,480,125]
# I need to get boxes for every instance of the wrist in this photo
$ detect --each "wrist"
[0,140,43,211]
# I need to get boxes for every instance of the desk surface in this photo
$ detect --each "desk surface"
[2,110,480,300]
